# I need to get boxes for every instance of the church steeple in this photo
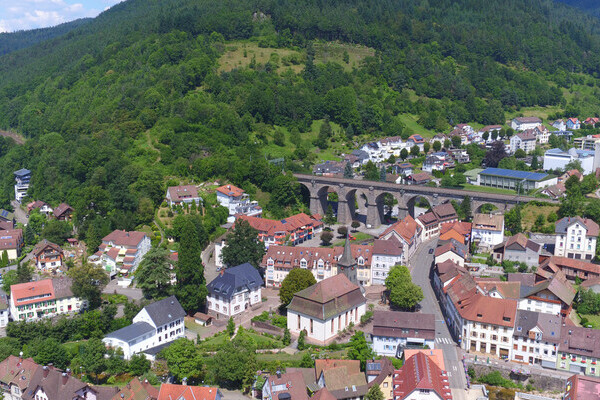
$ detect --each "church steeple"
[337,234,358,285]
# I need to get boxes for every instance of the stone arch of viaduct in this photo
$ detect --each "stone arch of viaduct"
[294,174,558,229]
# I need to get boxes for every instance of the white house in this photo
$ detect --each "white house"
[102,295,186,360]
[542,148,596,175]
[371,311,435,357]
[216,184,262,223]
[371,238,403,285]
[434,240,467,267]
[379,216,422,265]
[287,274,366,344]
[511,117,542,131]
[512,310,561,368]
[471,213,505,248]
[95,230,151,275]
[206,263,263,317]
[510,131,537,154]
[552,120,566,131]
[10,277,86,322]
[554,217,599,261]
[165,185,202,207]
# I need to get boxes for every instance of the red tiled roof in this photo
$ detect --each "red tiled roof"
[380,216,421,244]
[112,378,158,400]
[373,238,402,256]
[0,355,39,390]
[157,384,219,400]
[167,185,199,202]
[237,213,322,236]
[0,229,22,250]
[262,244,372,270]
[52,203,73,218]
[543,256,600,276]
[393,353,451,400]
[315,359,360,381]
[459,294,517,327]
[264,371,309,400]
[11,279,55,306]
[216,184,244,198]
[564,374,600,400]
[102,230,147,247]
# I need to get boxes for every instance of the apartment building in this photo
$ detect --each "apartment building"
[206,263,263,317]
[555,217,599,261]
[512,310,561,368]
[96,230,151,274]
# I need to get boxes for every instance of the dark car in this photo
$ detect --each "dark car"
[428,248,434,254]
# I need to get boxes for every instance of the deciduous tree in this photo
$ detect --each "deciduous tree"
[68,263,109,309]
[135,248,173,299]
[385,265,423,311]
[279,268,317,307]
[161,338,205,384]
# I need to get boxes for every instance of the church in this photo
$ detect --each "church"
[286,240,367,344]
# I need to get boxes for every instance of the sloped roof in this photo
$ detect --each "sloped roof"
[559,326,600,358]
[23,366,118,400]
[102,230,147,247]
[541,256,600,276]
[432,203,457,220]
[403,349,446,370]
[372,238,402,257]
[505,233,540,253]
[207,263,263,300]
[216,184,244,198]
[112,378,158,400]
[472,213,504,232]
[372,311,435,340]
[105,322,155,342]
[380,215,421,244]
[52,203,73,218]
[476,280,521,300]
[555,217,600,237]
[315,360,360,383]
[0,355,38,390]
[167,185,200,202]
[11,279,55,306]
[237,213,322,236]
[458,295,517,328]
[513,310,562,344]
[393,353,451,400]
[0,229,22,250]
[523,270,576,306]
[311,387,336,400]
[507,273,536,287]
[157,384,220,400]
[143,295,186,327]
[32,239,63,258]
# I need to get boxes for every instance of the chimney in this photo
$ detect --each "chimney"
[66,368,71,376]
[43,366,49,378]
[62,372,68,386]
[19,351,23,362]
[182,377,188,386]
[276,369,282,379]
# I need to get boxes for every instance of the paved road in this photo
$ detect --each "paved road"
[102,279,144,301]
[409,239,467,400]
[10,200,28,226]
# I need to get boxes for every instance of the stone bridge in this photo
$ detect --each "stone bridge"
[294,174,558,228]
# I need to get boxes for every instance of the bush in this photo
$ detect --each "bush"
[477,371,516,388]
[360,311,373,325]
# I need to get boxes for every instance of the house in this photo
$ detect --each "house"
[406,172,432,185]
[371,311,435,357]
[552,119,566,131]
[392,353,452,400]
[103,296,186,360]
[193,312,212,326]
[26,201,52,216]
[287,274,366,344]
[512,310,561,368]
[13,169,31,203]
[313,161,345,177]
[379,216,422,264]
[446,148,470,164]
[471,213,504,248]
[416,212,440,241]
[236,213,322,248]
[492,233,541,266]
[0,210,14,230]
[157,384,222,400]
[315,359,368,400]
[556,326,600,377]
[206,263,263,318]
[346,150,369,167]
[539,256,600,282]
[113,377,158,400]
[216,184,262,222]
[392,162,413,176]
[261,243,372,287]
[371,238,403,285]
[0,355,40,400]
[52,203,73,221]
[511,117,542,131]
[510,130,537,154]
[566,118,581,130]
[403,350,445,371]
[165,185,201,207]
[564,374,600,399]
[32,239,64,271]
[543,148,595,175]
[0,294,8,328]
[431,203,458,225]
[439,222,471,245]
[584,117,600,127]
[519,270,576,316]
[365,358,394,399]
[558,169,583,185]
[541,183,566,200]
[0,229,23,261]
[555,217,599,261]
[406,134,425,151]
[24,364,118,400]
[262,370,308,400]
[574,134,600,151]
[10,277,85,322]
[454,124,475,135]
[535,125,550,144]
[96,230,151,275]
[580,277,600,294]
[435,240,467,267]
[479,125,502,136]
[477,168,557,191]
[422,152,454,173]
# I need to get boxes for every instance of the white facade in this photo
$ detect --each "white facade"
[462,320,514,359]
[511,331,558,367]
[0,307,9,328]
[435,251,465,267]
[511,118,542,131]
[543,148,595,175]
[517,298,562,316]
[206,286,262,317]
[371,252,403,285]
[287,303,366,344]
[216,186,262,223]
[372,335,435,357]
[555,219,597,261]
[472,226,504,247]
[510,135,536,154]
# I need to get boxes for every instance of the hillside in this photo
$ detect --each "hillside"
[557,0,600,18]
[0,19,91,56]
[1,0,600,241]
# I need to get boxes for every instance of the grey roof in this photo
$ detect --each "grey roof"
[479,168,549,181]
[351,150,369,160]
[207,262,264,300]
[14,169,30,177]
[338,237,355,268]
[105,321,154,343]
[513,310,561,344]
[143,295,186,327]
[142,341,174,356]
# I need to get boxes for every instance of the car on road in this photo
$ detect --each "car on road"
[428,248,434,254]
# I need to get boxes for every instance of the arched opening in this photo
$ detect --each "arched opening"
[299,183,311,211]
[474,203,498,214]
[375,191,401,226]
[345,189,369,226]
[406,195,433,219]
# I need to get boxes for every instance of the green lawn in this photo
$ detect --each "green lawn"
[462,184,517,195]
[197,332,230,351]
[197,330,284,351]
[333,232,373,246]
[580,314,600,329]
[397,114,436,138]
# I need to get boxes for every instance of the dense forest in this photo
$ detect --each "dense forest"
[0,19,91,56]
[1,0,600,242]
[557,0,600,18]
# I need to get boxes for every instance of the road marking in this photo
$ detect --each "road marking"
[453,366,457,371]
[447,372,452,377]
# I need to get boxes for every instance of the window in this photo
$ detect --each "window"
[310,319,314,334]
[297,316,301,330]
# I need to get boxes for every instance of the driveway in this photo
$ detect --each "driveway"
[409,239,468,400]
[102,279,144,301]
[10,200,28,226]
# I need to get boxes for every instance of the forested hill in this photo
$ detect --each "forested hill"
[0,19,91,56]
[1,0,600,243]
[557,0,600,18]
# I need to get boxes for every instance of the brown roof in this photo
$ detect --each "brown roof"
[193,312,212,322]
[32,239,63,258]
[320,364,367,398]
[102,230,147,247]
[167,185,199,202]
[51,276,75,299]
[380,215,421,244]
[310,388,336,400]
[407,172,431,183]
[237,213,322,236]
[314,359,361,383]
[458,295,517,328]
[216,184,245,198]
[559,326,600,359]
[112,378,158,400]
[372,238,402,256]
[507,273,536,287]
[542,256,600,276]
[0,355,38,390]
[287,274,366,321]
[514,117,542,124]
[516,130,537,141]
[157,384,220,400]
[472,213,504,232]
[263,371,309,400]
[372,311,435,340]
[436,259,467,276]
[365,358,394,387]
[52,203,73,218]
[504,233,540,253]
[432,203,457,221]
[440,221,471,236]
[0,229,22,250]
[262,244,372,270]
[523,270,576,306]
[24,366,118,400]
[476,280,521,299]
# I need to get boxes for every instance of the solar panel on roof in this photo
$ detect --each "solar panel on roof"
[480,168,548,181]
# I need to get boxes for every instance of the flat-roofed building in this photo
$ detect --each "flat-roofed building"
[477,168,557,191]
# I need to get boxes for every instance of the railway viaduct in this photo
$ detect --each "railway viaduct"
[294,174,558,228]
